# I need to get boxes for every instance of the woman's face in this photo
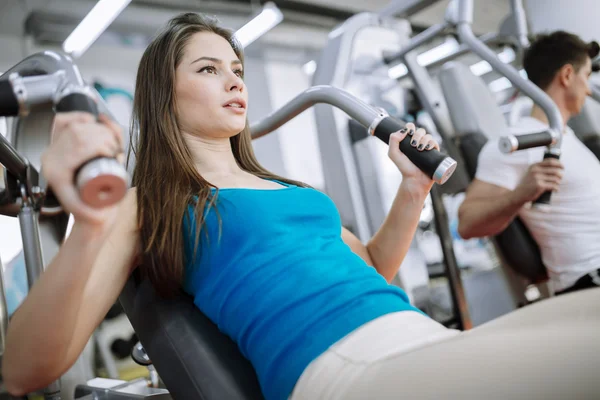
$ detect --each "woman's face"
[175,32,248,139]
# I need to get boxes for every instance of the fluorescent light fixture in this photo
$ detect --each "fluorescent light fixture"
[388,38,459,79]
[235,2,283,48]
[63,0,131,58]
[388,63,408,79]
[416,38,460,66]
[388,42,516,80]
[470,47,516,76]
[489,69,527,92]
[303,60,317,75]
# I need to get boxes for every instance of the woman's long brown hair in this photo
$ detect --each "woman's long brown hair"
[128,13,307,297]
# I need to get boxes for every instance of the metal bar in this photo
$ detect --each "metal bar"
[430,185,472,330]
[456,0,474,25]
[250,85,381,138]
[19,204,45,290]
[0,51,85,86]
[457,23,563,150]
[0,256,9,358]
[377,0,442,19]
[510,0,530,48]
[383,23,448,65]
[0,132,28,180]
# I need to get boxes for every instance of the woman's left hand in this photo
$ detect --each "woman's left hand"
[388,122,440,189]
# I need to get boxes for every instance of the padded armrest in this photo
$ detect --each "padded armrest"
[119,275,264,400]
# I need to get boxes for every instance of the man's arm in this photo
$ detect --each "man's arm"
[458,157,564,239]
[457,179,526,239]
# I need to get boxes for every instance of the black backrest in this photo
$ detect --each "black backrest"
[439,62,548,284]
[119,273,264,400]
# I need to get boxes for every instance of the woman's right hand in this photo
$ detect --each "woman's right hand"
[41,111,125,228]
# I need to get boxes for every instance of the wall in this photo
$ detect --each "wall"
[525,0,600,41]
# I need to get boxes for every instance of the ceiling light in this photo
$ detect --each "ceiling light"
[235,2,284,48]
[63,0,132,58]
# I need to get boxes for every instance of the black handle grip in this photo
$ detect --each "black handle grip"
[373,117,456,184]
[55,92,99,116]
[533,152,559,208]
[499,131,555,153]
[0,80,20,117]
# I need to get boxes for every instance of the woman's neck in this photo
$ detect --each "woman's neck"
[182,131,243,176]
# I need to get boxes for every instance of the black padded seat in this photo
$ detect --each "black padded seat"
[119,273,265,400]
[439,62,548,284]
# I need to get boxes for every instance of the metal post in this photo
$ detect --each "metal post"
[430,185,472,330]
[456,0,473,25]
[0,256,9,358]
[0,133,28,181]
[18,204,45,290]
[510,0,530,49]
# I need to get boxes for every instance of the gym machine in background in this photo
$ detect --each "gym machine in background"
[312,0,568,330]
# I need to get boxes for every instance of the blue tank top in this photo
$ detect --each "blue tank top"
[182,181,421,400]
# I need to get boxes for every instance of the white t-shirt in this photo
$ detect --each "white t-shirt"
[475,116,600,291]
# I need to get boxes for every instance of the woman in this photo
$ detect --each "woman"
[3,13,599,400]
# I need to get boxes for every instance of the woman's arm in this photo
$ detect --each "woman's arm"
[2,112,139,396]
[366,179,429,282]
[342,123,437,282]
[3,191,139,396]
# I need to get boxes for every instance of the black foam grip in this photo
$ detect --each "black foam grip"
[533,152,560,206]
[0,80,20,117]
[515,131,554,150]
[373,117,447,179]
[55,92,98,117]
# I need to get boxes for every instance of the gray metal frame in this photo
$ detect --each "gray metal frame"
[251,86,383,138]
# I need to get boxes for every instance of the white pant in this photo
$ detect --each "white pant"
[290,287,600,400]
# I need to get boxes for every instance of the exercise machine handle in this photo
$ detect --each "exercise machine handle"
[371,116,457,184]
[498,130,557,153]
[250,85,457,185]
[55,89,128,208]
[532,152,559,209]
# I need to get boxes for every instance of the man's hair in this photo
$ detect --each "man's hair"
[523,31,599,90]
